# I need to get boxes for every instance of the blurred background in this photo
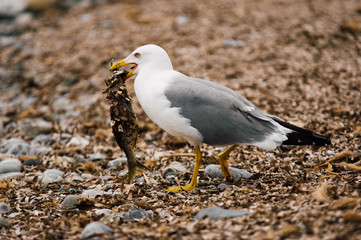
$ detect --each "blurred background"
[1,0,360,142]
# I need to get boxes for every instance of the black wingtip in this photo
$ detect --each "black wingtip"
[283,131,332,146]
[272,117,332,146]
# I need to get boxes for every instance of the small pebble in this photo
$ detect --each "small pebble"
[0,172,23,179]
[62,195,80,209]
[165,161,187,173]
[74,154,87,164]
[327,150,336,156]
[101,176,112,181]
[204,164,253,180]
[0,216,11,228]
[31,134,55,145]
[222,39,245,48]
[80,222,113,239]
[0,203,12,214]
[175,15,190,25]
[217,183,227,191]
[107,157,127,168]
[194,206,249,220]
[66,172,82,182]
[0,158,22,174]
[123,208,152,220]
[165,174,176,185]
[118,170,128,177]
[0,0,27,18]
[81,173,94,179]
[136,177,145,183]
[89,153,107,161]
[66,135,89,147]
[41,169,64,183]
[0,138,34,157]
[100,213,124,225]
[15,12,33,27]
[35,145,52,154]
[81,189,104,199]
[22,158,42,167]
[52,95,70,111]
[95,209,113,216]
[23,118,52,138]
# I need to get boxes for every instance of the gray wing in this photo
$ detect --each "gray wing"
[164,74,282,146]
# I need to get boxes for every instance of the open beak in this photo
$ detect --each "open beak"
[110,59,137,80]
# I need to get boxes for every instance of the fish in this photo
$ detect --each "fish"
[103,68,149,182]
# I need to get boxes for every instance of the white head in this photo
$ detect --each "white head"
[110,44,173,80]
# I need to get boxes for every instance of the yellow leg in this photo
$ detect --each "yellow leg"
[167,146,202,193]
[218,144,237,179]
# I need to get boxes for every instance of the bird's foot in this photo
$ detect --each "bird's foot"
[166,184,197,193]
[219,161,232,179]
[217,145,237,180]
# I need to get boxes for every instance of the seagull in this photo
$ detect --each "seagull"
[110,44,332,193]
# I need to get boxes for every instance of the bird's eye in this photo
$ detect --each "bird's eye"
[134,52,141,58]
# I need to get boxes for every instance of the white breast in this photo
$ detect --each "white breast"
[134,70,203,146]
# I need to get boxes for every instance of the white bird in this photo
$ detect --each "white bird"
[110,44,332,193]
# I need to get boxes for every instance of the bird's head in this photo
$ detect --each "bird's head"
[110,44,173,80]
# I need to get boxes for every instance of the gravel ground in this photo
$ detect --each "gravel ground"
[1,0,361,239]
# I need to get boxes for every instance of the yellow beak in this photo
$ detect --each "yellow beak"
[110,59,137,80]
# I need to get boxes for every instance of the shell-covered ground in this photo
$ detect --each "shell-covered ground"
[1,0,361,239]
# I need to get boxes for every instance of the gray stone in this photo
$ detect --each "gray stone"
[0,138,35,157]
[123,208,152,220]
[22,158,42,167]
[89,153,107,161]
[94,209,113,216]
[101,176,112,181]
[66,135,89,147]
[165,161,187,173]
[33,145,52,154]
[20,94,37,109]
[81,189,104,199]
[164,162,187,182]
[0,203,12,214]
[136,177,145,183]
[80,13,92,22]
[0,0,26,18]
[327,150,336,156]
[74,154,86,164]
[41,169,64,183]
[31,134,55,145]
[175,15,190,25]
[81,173,93,179]
[118,170,128,177]
[99,20,113,28]
[194,206,249,220]
[23,118,52,138]
[99,212,124,225]
[0,172,23,179]
[107,157,127,168]
[217,183,227,191]
[80,222,113,239]
[0,158,22,174]
[222,39,245,48]
[62,195,80,209]
[67,172,83,182]
[52,95,70,111]
[0,216,11,228]
[204,164,253,180]
[15,13,33,28]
